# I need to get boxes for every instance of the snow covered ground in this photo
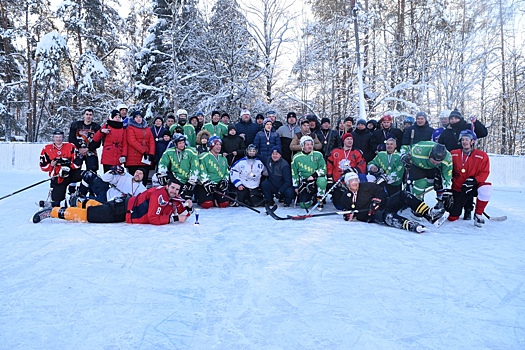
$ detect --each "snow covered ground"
[1,164,524,349]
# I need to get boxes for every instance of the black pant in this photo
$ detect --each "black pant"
[87,198,127,223]
[50,169,83,205]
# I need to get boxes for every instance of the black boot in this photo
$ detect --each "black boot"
[463,209,472,220]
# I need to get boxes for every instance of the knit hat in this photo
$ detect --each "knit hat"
[320,117,331,125]
[449,108,463,120]
[341,133,353,142]
[415,111,428,120]
[287,112,297,120]
[241,109,251,116]
[211,110,221,117]
[367,119,378,129]
[344,116,354,123]
[255,113,264,120]
[228,124,236,131]
[110,110,119,119]
[306,114,317,122]
[162,130,171,137]
[263,118,273,125]
[356,119,367,126]
[195,111,204,116]
[131,111,142,119]
[300,117,310,125]
[271,146,282,154]
[153,116,164,123]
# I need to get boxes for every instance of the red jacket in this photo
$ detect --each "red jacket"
[126,187,188,225]
[123,119,155,166]
[39,142,80,183]
[93,120,126,166]
[451,149,490,192]
[327,148,366,182]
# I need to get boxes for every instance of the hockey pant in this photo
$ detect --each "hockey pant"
[448,182,492,221]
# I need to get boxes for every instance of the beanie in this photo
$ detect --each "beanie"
[449,108,463,120]
[342,133,353,142]
[356,119,367,126]
[321,117,331,125]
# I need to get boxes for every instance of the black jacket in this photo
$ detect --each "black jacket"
[222,134,246,166]
[438,118,488,151]
[316,129,342,159]
[352,128,374,162]
[265,157,293,194]
[370,127,403,152]
[402,121,434,146]
[340,182,387,222]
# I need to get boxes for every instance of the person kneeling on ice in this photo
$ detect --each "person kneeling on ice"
[291,135,327,209]
[230,144,268,207]
[33,177,192,225]
[448,130,492,227]
[196,136,230,209]
[340,172,446,233]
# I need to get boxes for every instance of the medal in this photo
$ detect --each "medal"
[461,168,466,173]
[388,166,391,170]
[155,138,159,142]
[351,204,355,209]
[267,142,270,146]
[324,140,327,144]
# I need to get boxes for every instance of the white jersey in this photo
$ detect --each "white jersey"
[230,157,268,189]
[101,172,146,201]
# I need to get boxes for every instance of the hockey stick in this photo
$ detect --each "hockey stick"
[310,175,345,211]
[0,178,51,201]
[266,205,367,221]
[482,212,507,221]
[214,190,262,214]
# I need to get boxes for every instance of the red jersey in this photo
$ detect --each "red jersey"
[39,142,79,181]
[126,186,188,225]
[327,148,366,182]
[451,149,490,192]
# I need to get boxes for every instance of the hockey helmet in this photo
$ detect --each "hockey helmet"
[380,114,393,123]
[403,116,415,125]
[344,171,359,184]
[176,109,188,117]
[458,129,477,141]
[52,129,64,136]
[299,135,314,149]
[208,135,222,147]
[245,144,258,158]
[429,143,447,162]
[172,133,187,144]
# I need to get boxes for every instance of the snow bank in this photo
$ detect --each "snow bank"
[1,143,523,186]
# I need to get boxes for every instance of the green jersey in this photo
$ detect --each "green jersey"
[410,141,453,189]
[202,122,228,139]
[199,152,229,184]
[169,124,196,148]
[158,146,200,184]
[368,151,404,186]
[291,150,327,187]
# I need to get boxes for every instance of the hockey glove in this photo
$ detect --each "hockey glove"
[305,180,317,194]
[148,154,155,162]
[218,178,229,192]
[156,172,170,186]
[119,156,126,164]
[202,181,216,195]
[170,213,180,223]
[369,198,382,216]
[433,170,443,192]
[369,166,385,177]
[59,166,70,178]
[440,189,454,212]
[181,182,195,200]
[400,153,412,168]
[326,176,334,189]
[110,165,125,175]
[462,177,477,195]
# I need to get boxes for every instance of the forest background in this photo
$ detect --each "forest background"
[0,0,524,155]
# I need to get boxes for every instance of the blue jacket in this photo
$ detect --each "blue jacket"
[254,130,282,164]
[234,119,261,146]
[265,157,293,194]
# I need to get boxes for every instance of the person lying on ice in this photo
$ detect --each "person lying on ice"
[339,172,445,233]
[32,177,193,225]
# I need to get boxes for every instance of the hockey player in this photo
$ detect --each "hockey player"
[169,109,197,147]
[202,111,228,139]
[33,178,192,225]
[230,144,268,207]
[339,172,445,233]
[39,129,83,207]
[157,133,200,200]
[70,166,147,206]
[291,135,327,209]
[68,108,101,194]
[449,130,492,227]
[401,141,453,204]
[367,137,405,196]
[196,136,230,209]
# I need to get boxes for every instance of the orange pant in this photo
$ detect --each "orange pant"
[51,200,101,222]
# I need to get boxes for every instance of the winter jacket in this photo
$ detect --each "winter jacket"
[316,129,342,159]
[126,186,188,225]
[221,134,246,166]
[276,123,300,163]
[438,119,488,151]
[265,157,293,194]
[93,119,126,166]
[340,182,387,222]
[401,121,434,150]
[370,127,403,153]
[352,128,374,162]
[234,119,261,146]
[123,118,155,167]
[253,130,282,164]
[289,131,323,153]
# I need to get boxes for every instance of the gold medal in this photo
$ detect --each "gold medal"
[461,168,466,173]
[388,166,391,170]
[155,138,159,142]
[351,204,355,209]
[324,140,327,144]
[267,142,270,146]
